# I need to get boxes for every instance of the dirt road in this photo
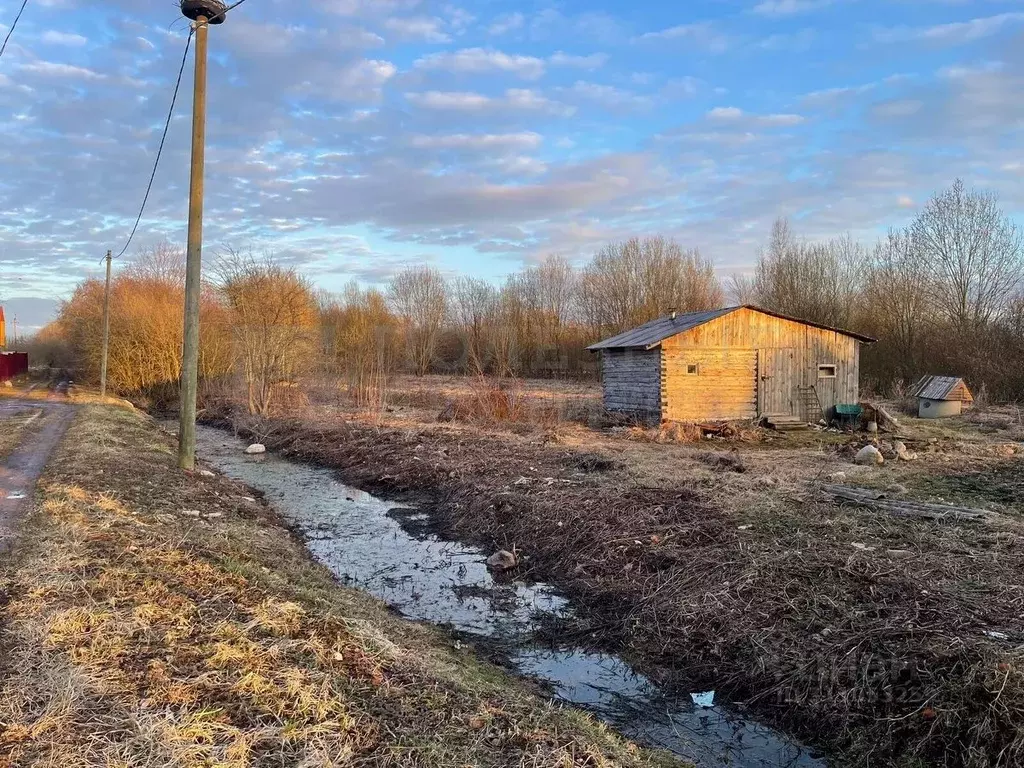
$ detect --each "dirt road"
[0,399,76,555]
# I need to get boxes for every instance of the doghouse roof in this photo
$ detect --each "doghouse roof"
[586,305,876,351]
[909,375,974,403]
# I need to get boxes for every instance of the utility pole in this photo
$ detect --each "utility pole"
[177,0,227,470]
[100,250,112,398]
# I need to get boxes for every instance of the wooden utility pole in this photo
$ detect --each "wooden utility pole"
[177,0,227,470]
[100,250,112,398]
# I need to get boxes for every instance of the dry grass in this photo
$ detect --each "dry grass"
[222,376,1024,767]
[0,405,683,768]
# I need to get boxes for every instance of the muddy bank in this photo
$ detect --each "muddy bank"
[223,414,1024,767]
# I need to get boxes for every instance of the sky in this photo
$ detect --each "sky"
[2,0,1024,331]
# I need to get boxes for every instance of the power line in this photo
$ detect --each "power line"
[203,0,248,26]
[0,0,29,60]
[114,29,193,259]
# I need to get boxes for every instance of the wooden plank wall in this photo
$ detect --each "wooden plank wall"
[659,307,861,420]
[600,348,662,415]
[661,348,757,421]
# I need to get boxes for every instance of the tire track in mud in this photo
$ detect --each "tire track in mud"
[0,400,76,555]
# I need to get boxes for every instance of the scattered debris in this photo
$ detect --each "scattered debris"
[437,401,459,422]
[860,402,900,432]
[822,484,993,523]
[696,422,740,439]
[699,451,747,473]
[894,441,918,461]
[690,691,715,708]
[198,469,216,478]
[568,452,619,473]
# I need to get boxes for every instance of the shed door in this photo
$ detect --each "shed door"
[758,348,797,417]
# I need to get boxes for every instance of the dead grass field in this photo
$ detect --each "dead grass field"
[224,374,1024,767]
[0,404,685,768]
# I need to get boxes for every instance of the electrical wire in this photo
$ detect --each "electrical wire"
[0,0,29,60]
[114,29,193,259]
[199,0,248,27]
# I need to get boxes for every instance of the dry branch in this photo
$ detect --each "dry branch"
[821,484,993,522]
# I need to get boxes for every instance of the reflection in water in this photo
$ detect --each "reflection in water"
[195,426,823,768]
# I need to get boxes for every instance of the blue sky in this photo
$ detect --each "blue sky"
[2,0,1024,329]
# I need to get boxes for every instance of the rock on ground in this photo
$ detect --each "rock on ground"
[486,549,518,570]
[244,443,266,455]
[855,445,885,466]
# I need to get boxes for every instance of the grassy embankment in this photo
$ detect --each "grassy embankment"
[237,377,1024,768]
[0,403,684,768]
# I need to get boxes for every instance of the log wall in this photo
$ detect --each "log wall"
[661,348,757,421]
[600,348,661,415]
[659,307,861,421]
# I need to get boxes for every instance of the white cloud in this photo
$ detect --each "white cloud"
[488,12,524,36]
[753,0,833,16]
[708,106,745,120]
[897,195,915,208]
[405,88,573,115]
[41,30,88,46]
[405,90,491,110]
[20,61,105,80]
[564,81,651,110]
[636,22,731,53]
[801,82,875,106]
[707,106,805,125]
[875,12,1024,45]
[409,132,543,151]
[550,51,609,70]
[413,48,546,80]
[759,113,805,126]
[872,99,924,118]
[384,16,450,43]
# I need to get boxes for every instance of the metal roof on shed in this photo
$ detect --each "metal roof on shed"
[586,307,735,350]
[586,305,876,351]
[909,375,973,402]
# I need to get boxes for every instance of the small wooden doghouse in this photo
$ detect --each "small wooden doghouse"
[587,305,876,423]
[909,375,973,418]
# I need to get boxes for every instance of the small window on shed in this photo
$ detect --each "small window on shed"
[818,364,837,379]
[686,364,700,375]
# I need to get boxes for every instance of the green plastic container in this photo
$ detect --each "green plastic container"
[835,403,863,427]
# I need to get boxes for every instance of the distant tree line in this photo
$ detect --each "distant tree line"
[33,178,1024,409]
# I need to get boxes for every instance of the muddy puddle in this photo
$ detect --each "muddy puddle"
[195,425,824,768]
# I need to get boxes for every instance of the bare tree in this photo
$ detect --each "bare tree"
[727,272,758,304]
[216,249,319,416]
[912,179,1024,331]
[389,266,449,375]
[578,236,723,335]
[752,219,866,328]
[452,277,497,374]
[863,228,932,380]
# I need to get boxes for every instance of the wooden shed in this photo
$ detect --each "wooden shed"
[587,305,876,423]
[908,375,973,418]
